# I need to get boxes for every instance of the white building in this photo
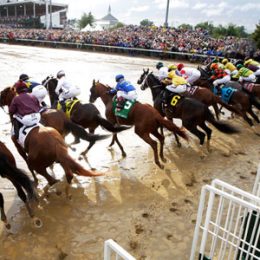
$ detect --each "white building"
[96,5,119,30]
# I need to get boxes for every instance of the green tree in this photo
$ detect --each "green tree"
[178,23,193,30]
[140,19,154,26]
[252,22,260,48]
[78,12,95,29]
[195,21,214,34]
[111,22,125,30]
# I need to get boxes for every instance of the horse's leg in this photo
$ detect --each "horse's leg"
[11,137,39,186]
[11,179,42,228]
[248,107,260,124]
[212,103,220,120]
[242,112,254,127]
[136,130,163,169]
[81,128,96,157]
[184,123,206,158]
[152,129,166,163]
[110,133,127,158]
[0,192,10,229]
[60,165,73,200]
[199,122,212,152]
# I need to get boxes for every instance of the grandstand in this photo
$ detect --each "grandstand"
[0,0,68,28]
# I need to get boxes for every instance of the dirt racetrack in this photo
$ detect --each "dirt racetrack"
[0,44,259,260]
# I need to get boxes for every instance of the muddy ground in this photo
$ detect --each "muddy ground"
[0,44,259,260]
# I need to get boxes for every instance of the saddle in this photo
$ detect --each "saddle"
[57,98,80,118]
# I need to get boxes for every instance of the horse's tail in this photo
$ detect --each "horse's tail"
[214,96,242,115]
[156,116,189,141]
[206,108,240,134]
[0,154,37,201]
[96,114,131,132]
[64,120,110,142]
[56,147,104,177]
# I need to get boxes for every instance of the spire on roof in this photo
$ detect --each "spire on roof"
[108,5,111,14]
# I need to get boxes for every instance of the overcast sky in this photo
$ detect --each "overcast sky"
[55,0,260,32]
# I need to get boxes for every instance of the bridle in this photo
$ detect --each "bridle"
[141,72,162,90]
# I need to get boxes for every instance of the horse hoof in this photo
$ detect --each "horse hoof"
[158,164,164,169]
[70,147,76,152]
[5,223,11,230]
[177,143,182,148]
[33,217,43,228]
[161,157,167,163]
[56,190,62,196]
[67,194,72,201]
[122,152,127,158]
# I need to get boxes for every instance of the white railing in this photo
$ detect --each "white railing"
[190,179,260,260]
[104,239,136,260]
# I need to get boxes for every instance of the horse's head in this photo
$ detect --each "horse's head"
[137,68,149,85]
[42,76,58,105]
[0,86,16,107]
[89,80,100,103]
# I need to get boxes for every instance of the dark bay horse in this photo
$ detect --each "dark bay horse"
[137,69,240,120]
[42,76,130,156]
[89,80,189,169]
[0,141,41,229]
[137,72,240,154]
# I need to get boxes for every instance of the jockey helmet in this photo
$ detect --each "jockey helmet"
[177,63,184,70]
[210,63,218,70]
[237,64,244,70]
[19,74,29,81]
[156,62,164,70]
[15,80,28,93]
[222,59,228,64]
[168,64,177,71]
[57,70,65,79]
[115,74,124,82]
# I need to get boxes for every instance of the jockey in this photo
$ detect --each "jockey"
[156,62,168,81]
[176,63,201,85]
[9,81,41,140]
[162,64,189,106]
[55,70,81,112]
[19,73,48,107]
[233,64,256,83]
[221,58,238,76]
[110,74,137,111]
[210,63,231,92]
[244,58,260,69]
[244,63,260,77]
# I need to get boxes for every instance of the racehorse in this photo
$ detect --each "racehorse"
[137,69,241,120]
[0,86,110,177]
[137,72,240,153]
[89,80,189,169]
[195,67,260,128]
[42,76,130,156]
[0,88,104,198]
[0,141,42,229]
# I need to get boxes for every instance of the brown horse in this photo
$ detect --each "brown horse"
[0,88,104,199]
[0,141,42,229]
[42,76,130,156]
[89,80,189,169]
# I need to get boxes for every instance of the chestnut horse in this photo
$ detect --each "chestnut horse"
[0,141,41,229]
[42,76,130,156]
[0,89,103,198]
[89,80,189,169]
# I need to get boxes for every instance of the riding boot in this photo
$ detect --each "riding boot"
[41,101,47,107]
[162,89,170,107]
[13,119,22,140]
[60,100,66,112]
[116,97,125,111]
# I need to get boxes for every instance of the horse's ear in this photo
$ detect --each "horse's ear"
[92,79,95,85]
[143,68,145,72]
[97,80,99,83]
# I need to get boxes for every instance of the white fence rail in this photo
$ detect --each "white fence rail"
[104,239,136,260]
[190,178,260,260]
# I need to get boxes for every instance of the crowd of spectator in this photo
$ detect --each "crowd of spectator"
[0,24,259,60]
